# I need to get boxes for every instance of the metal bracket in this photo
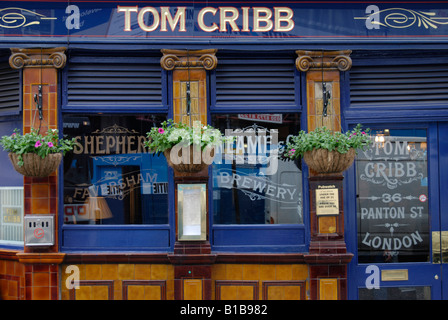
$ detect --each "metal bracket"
[322,82,331,117]
[34,85,43,120]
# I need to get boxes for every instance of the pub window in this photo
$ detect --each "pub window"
[356,128,429,263]
[211,113,302,225]
[209,51,305,252]
[63,114,168,225]
[0,186,23,246]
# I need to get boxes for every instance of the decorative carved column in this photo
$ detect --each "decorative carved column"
[296,50,353,300]
[161,49,218,300]
[9,47,67,300]
[161,49,217,126]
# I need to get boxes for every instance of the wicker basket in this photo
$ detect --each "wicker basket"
[8,152,62,177]
[303,148,356,174]
[163,145,215,173]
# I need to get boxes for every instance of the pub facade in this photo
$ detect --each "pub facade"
[0,0,447,300]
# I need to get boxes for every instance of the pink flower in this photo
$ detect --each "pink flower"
[158,128,165,134]
[362,131,366,135]
[11,133,16,137]
[34,140,42,148]
[47,142,54,148]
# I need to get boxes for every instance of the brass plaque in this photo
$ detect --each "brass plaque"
[316,186,339,215]
[432,231,448,263]
[381,269,408,281]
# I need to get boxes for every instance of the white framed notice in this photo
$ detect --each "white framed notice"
[316,187,339,216]
[177,184,206,241]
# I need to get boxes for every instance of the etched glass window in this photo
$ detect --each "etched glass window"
[0,187,24,244]
[63,115,168,225]
[211,114,302,224]
[356,129,429,263]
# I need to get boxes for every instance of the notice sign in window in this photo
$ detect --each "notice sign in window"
[316,186,339,215]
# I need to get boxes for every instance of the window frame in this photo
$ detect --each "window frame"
[59,51,174,252]
[207,56,310,253]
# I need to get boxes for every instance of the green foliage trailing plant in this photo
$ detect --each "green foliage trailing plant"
[284,124,372,160]
[0,128,75,167]
[145,119,226,154]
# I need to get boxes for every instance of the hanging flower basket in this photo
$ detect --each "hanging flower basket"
[163,145,215,173]
[8,152,62,177]
[0,128,75,177]
[146,119,228,174]
[303,148,356,174]
[284,124,372,174]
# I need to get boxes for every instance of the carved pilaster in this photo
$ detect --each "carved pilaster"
[9,47,67,69]
[295,50,352,72]
[160,49,218,71]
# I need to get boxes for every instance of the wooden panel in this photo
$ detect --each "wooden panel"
[0,274,21,300]
[69,280,114,300]
[262,281,306,300]
[122,280,166,300]
[319,278,338,300]
[306,70,340,132]
[173,69,207,125]
[183,279,202,300]
[318,216,337,234]
[215,280,259,300]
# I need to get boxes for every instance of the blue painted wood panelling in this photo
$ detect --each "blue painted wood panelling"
[212,225,306,253]
[61,225,171,251]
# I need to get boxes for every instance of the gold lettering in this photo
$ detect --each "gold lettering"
[253,7,273,32]
[84,136,95,154]
[117,6,138,31]
[138,136,147,153]
[274,7,294,32]
[73,136,83,154]
[127,136,136,154]
[198,7,218,32]
[160,7,186,32]
[106,136,116,154]
[96,136,105,154]
[138,7,160,32]
[241,7,250,32]
[220,7,239,32]
[116,136,126,154]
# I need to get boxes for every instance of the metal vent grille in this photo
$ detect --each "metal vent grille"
[214,54,296,108]
[350,64,448,107]
[0,62,20,114]
[66,53,163,107]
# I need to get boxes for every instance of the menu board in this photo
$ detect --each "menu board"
[182,188,202,236]
[356,132,429,263]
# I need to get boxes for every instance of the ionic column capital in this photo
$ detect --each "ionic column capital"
[9,47,67,69]
[296,50,352,72]
[160,49,218,71]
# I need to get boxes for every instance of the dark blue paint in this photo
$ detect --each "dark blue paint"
[344,122,448,299]
[1,1,448,41]
[61,224,171,251]
[0,117,24,186]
